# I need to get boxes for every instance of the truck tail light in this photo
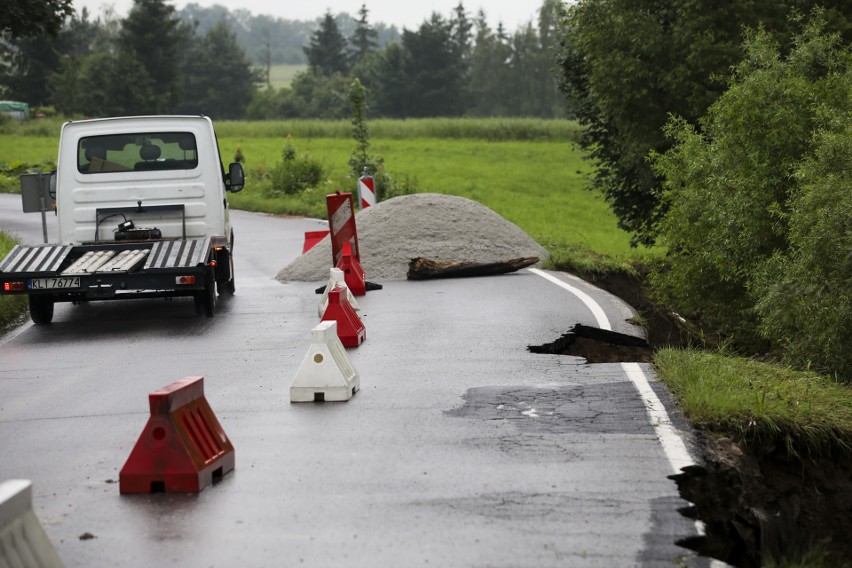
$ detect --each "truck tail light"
[3,281,26,292]
[176,276,196,285]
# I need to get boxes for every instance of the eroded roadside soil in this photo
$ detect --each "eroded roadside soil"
[558,265,852,567]
[672,434,852,567]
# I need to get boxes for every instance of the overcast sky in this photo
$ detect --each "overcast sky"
[73,0,544,31]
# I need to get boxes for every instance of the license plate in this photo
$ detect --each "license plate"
[30,277,81,290]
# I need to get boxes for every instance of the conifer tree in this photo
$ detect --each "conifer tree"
[120,0,189,113]
[304,11,349,76]
[349,4,378,67]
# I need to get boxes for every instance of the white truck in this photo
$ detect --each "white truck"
[0,115,244,324]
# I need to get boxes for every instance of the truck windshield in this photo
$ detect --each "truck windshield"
[78,132,199,173]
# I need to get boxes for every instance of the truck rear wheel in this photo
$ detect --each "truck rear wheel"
[29,295,55,325]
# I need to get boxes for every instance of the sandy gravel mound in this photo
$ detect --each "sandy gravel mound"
[277,193,548,282]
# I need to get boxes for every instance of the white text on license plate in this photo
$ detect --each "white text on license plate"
[30,277,81,290]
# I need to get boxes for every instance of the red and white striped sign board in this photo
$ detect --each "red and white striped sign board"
[326,192,360,266]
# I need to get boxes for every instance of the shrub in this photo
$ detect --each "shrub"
[650,16,851,377]
[266,137,326,196]
[754,114,852,380]
[347,77,417,202]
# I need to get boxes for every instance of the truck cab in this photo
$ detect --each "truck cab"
[57,115,240,245]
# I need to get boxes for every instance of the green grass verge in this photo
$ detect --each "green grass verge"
[544,241,643,275]
[655,348,852,457]
[0,231,27,332]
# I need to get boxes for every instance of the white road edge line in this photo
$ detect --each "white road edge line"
[530,268,728,566]
[528,268,612,331]
[528,268,695,474]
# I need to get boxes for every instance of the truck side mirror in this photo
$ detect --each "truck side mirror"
[49,171,56,199]
[227,163,244,193]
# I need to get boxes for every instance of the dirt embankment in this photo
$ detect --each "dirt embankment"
[569,265,852,567]
[672,435,852,567]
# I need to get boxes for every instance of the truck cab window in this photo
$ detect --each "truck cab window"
[78,132,199,173]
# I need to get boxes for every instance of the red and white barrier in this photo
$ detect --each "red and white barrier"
[290,321,360,402]
[357,174,376,210]
[326,192,360,268]
[119,376,235,494]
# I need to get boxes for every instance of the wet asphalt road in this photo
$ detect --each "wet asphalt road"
[0,194,706,567]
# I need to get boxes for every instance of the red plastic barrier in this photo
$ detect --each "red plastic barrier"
[303,230,330,254]
[326,192,360,267]
[119,376,235,494]
[321,287,365,347]
[336,242,366,296]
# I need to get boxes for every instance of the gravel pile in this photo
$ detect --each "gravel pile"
[276,193,549,282]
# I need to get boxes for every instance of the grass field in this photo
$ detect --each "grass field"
[267,64,308,89]
[0,119,639,258]
[220,135,637,257]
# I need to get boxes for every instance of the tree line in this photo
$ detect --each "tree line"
[180,3,400,66]
[250,1,564,119]
[1,0,257,118]
[0,0,564,120]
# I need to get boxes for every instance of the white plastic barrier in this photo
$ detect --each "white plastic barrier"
[290,321,360,403]
[0,480,63,568]
[318,267,361,318]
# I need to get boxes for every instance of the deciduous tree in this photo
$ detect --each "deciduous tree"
[52,50,155,116]
[1,0,73,38]
[650,17,851,375]
[558,0,852,246]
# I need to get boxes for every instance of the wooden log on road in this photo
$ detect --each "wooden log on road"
[407,256,539,280]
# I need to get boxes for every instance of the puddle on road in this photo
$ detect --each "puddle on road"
[528,324,652,363]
